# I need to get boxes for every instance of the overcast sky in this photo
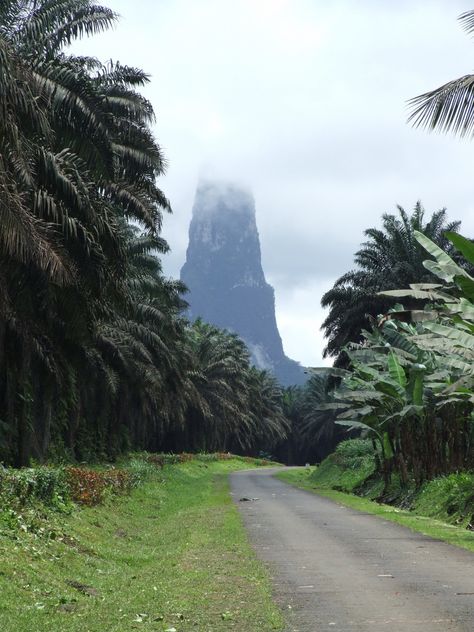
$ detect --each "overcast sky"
[76,0,474,367]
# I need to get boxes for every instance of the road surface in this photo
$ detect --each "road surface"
[231,468,474,632]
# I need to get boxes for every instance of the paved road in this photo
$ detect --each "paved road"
[231,468,474,632]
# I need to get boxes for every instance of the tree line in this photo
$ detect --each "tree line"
[0,1,288,466]
[323,230,474,487]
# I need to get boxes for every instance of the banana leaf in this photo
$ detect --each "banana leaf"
[388,351,407,388]
[445,231,474,267]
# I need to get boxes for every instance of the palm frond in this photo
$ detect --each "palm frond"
[408,74,474,137]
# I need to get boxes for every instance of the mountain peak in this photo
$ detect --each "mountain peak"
[180,181,306,386]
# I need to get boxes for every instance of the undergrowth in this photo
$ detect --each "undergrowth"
[303,439,474,530]
[0,452,279,538]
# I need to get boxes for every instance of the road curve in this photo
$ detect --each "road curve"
[230,468,474,632]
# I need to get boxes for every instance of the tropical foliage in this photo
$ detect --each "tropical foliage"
[160,321,288,455]
[321,203,463,362]
[320,230,474,487]
[275,375,345,464]
[0,1,288,466]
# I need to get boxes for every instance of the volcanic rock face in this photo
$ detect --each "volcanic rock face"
[180,181,306,386]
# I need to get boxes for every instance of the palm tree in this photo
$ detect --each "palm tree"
[245,368,288,454]
[0,1,171,464]
[182,321,253,452]
[300,374,340,446]
[321,203,461,361]
[408,10,474,137]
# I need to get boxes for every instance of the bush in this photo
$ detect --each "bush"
[0,466,69,509]
[0,451,274,520]
[333,439,376,467]
[143,451,240,466]
[195,453,220,463]
[143,452,194,467]
[65,467,106,505]
[65,467,133,506]
[0,466,71,537]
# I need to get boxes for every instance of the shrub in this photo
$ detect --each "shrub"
[0,466,69,509]
[195,453,220,463]
[139,451,278,467]
[333,439,376,467]
[127,457,157,486]
[65,467,106,505]
[102,468,133,494]
[65,467,132,506]
[216,452,233,461]
[145,453,166,467]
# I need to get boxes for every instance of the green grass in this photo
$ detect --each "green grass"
[277,468,474,554]
[0,460,283,632]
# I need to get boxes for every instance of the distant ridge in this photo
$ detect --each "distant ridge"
[180,181,306,386]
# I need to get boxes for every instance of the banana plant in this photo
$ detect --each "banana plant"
[379,231,474,474]
[316,322,434,486]
[309,231,474,485]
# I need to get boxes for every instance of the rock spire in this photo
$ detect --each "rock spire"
[180,181,306,386]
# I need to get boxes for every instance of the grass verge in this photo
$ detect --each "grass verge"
[0,459,283,632]
[276,468,474,554]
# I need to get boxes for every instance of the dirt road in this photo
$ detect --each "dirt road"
[231,468,474,631]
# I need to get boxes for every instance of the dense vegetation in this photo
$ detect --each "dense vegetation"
[320,204,462,363]
[0,1,288,466]
[281,209,474,476]
[300,8,474,487]
[309,230,474,490]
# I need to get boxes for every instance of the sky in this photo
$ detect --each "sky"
[75,0,474,367]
